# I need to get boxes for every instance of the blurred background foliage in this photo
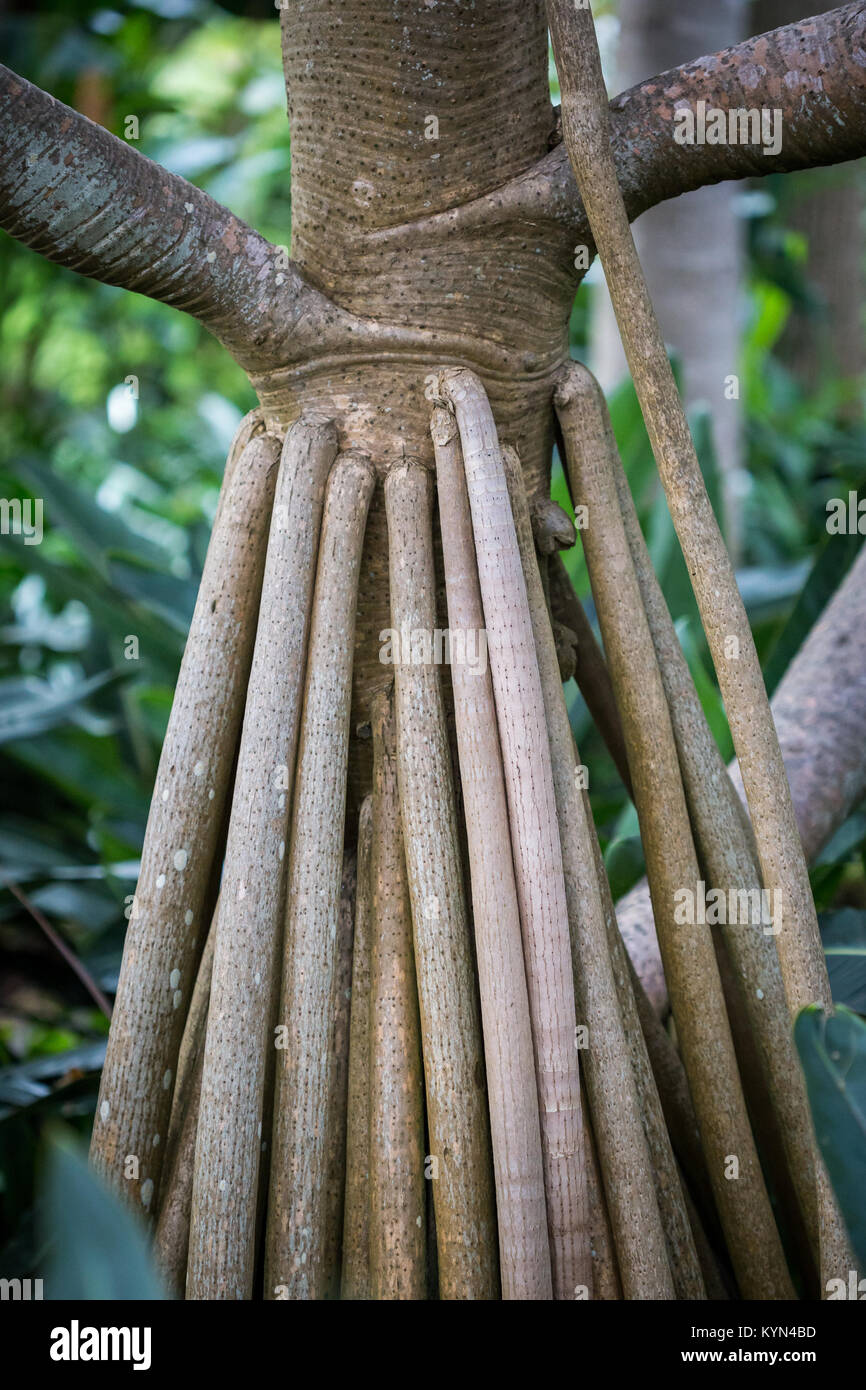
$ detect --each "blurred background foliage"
[0,0,865,1282]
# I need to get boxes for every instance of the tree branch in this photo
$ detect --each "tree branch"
[0,64,339,373]
[0,65,558,382]
[495,4,866,244]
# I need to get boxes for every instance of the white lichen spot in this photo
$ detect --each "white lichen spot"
[254,971,261,986]
[163,1069,173,1090]
[193,760,205,777]
[350,178,375,209]
[170,968,181,989]
[756,988,765,1000]
[174,848,188,872]
[161,788,169,802]
[278,841,285,861]
[100,1100,110,1122]
[206,250,216,263]
[184,909,194,926]
[184,201,194,213]
[219,1178,227,1192]
[152,1134,160,1148]
[141,1179,154,1208]
[156,873,166,889]
[173,989,183,1009]
[416,1214,423,1227]
[208,788,215,800]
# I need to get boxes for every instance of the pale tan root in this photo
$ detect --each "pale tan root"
[499,438,674,1300]
[187,417,338,1300]
[557,366,793,1299]
[265,450,375,1300]
[547,0,850,1293]
[91,427,282,1215]
[432,406,552,1301]
[439,368,589,1299]
[385,459,498,1301]
[368,689,426,1300]
[153,908,216,1296]
[341,796,374,1300]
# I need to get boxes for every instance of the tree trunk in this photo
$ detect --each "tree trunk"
[755,0,865,388]
[270,1,572,812]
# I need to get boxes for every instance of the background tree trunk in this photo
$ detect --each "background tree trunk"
[593,0,746,555]
[755,0,865,388]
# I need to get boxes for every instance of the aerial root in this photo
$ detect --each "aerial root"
[581,1088,621,1300]
[548,553,633,797]
[95,351,848,1302]
[321,850,358,1298]
[264,448,375,1300]
[340,795,373,1300]
[585,824,707,1299]
[548,0,852,1293]
[556,362,794,1299]
[439,368,590,1299]
[187,416,339,1300]
[368,687,426,1299]
[91,419,283,1216]
[384,458,498,1301]
[153,904,216,1295]
[432,404,552,1300]
[499,436,675,1299]
[591,367,823,1282]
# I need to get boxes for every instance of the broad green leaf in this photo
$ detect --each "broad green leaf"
[794,1005,866,1270]
[821,908,866,1015]
[604,835,645,903]
[40,1127,167,1299]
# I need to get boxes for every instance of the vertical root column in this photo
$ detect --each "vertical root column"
[439,368,589,1299]
[265,450,375,1300]
[547,0,851,1293]
[556,365,794,1299]
[432,406,552,1301]
[153,903,217,1295]
[368,688,426,1299]
[497,437,678,1300]
[91,426,282,1217]
[384,460,498,1302]
[187,417,338,1300]
[586,359,822,1278]
[341,796,373,1300]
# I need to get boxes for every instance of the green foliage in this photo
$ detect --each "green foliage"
[40,1127,167,1299]
[0,0,284,1271]
[821,909,866,1016]
[795,1005,866,1270]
